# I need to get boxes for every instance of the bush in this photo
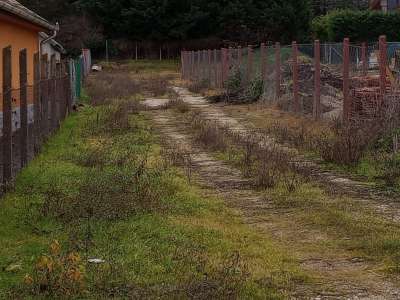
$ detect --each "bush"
[312,9,400,42]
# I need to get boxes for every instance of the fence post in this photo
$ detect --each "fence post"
[237,46,242,70]
[247,46,253,83]
[314,40,321,120]
[50,54,57,132]
[361,42,367,76]
[41,54,49,138]
[19,49,28,168]
[275,42,281,100]
[208,49,212,86]
[33,53,40,153]
[56,62,61,127]
[3,46,12,186]
[191,51,195,81]
[343,38,350,123]
[214,49,218,87]
[261,43,266,82]
[292,41,300,112]
[221,48,227,86]
[379,35,387,97]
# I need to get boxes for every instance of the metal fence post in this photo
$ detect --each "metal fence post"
[208,49,212,85]
[213,49,217,87]
[343,38,350,123]
[379,35,387,97]
[261,42,266,82]
[292,41,300,112]
[361,42,367,76]
[3,46,12,186]
[247,46,253,83]
[19,49,28,168]
[314,40,321,120]
[221,48,227,86]
[275,42,281,100]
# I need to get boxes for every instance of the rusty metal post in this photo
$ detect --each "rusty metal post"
[19,49,28,168]
[361,42,367,76]
[237,46,242,70]
[181,51,185,80]
[213,49,218,87]
[221,48,227,86]
[379,35,387,96]
[292,41,300,112]
[314,40,321,120]
[191,51,195,80]
[3,46,12,186]
[261,43,266,82]
[275,42,281,99]
[343,38,350,123]
[208,49,212,84]
[247,46,253,83]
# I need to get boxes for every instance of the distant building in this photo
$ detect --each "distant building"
[370,0,400,12]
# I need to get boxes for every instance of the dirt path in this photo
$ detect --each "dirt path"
[148,107,400,299]
[169,87,400,224]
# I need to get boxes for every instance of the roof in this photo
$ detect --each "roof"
[0,0,56,31]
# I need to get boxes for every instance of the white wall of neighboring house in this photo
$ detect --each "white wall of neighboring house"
[39,33,62,62]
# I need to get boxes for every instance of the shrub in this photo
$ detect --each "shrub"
[312,9,400,42]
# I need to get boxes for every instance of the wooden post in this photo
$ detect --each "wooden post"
[56,62,61,127]
[361,42,367,76]
[221,48,227,85]
[261,43,266,82]
[50,54,57,132]
[3,46,12,186]
[314,40,321,120]
[379,35,387,96]
[275,42,281,99]
[343,38,350,122]
[19,49,28,168]
[292,42,300,112]
[41,54,49,138]
[33,53,40,153]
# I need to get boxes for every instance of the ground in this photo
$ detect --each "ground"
[1,60,400,299]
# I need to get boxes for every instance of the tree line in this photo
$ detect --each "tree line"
[20,0,351,57]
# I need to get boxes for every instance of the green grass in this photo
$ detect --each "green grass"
[0,102,306,299]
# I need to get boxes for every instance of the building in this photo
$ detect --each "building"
[39,32,66,69]
[0,0,57,92]
[0,0,58,128]
[370,0,400,11]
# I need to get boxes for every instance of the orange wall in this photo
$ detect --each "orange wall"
[0,18,39,99]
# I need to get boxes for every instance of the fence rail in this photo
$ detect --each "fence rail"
[0,46,77,191]
[181,35,400,125]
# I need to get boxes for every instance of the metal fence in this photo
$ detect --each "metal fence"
[181,35,400,124]
[0,46,74,190]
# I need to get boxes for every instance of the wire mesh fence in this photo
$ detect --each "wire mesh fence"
[0,46,74,191]
[182,35,400,125]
